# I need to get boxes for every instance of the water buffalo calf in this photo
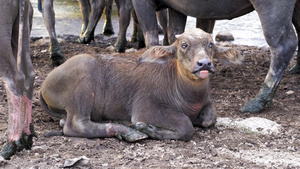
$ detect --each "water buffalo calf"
[40,28,242,142]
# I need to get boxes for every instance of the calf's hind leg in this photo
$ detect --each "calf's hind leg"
[62,111,148,142]
[61,88,147,142]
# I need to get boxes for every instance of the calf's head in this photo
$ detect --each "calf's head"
[139,28,243,80]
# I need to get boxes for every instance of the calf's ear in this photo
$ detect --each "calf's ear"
[214,46,244,65]
[139,46,176,64]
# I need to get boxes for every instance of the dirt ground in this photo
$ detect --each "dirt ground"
[0,34,300,168]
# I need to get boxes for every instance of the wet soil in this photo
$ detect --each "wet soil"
[0,34,300,168]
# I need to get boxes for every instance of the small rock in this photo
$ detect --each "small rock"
[64,156,90,168]
[216,117,282,135]
[286,90,294,95]
[215,31,234,42]
[125,48,137,53]
[211,149,218,157]
[106,45,116,52]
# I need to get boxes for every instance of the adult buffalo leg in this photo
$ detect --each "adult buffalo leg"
[132,0,159,47]
[242,1,298,113]
[114,0,132,52]
[167,8,186,44]
[0,0,35,160]
[102,0,114,36]
[42,0,66,66]
[130,9,145,49]
[289,6,300,74]
[157,9,169,46]
[196,19,215,34]
[78,0,91,36]
[79,0,106,44]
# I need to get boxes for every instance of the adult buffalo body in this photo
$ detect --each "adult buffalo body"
[132,0,300,113]
[0,0,35,160]
[39,28,242,141]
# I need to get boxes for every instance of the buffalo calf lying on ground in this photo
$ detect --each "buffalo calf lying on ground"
[40,28,242,142]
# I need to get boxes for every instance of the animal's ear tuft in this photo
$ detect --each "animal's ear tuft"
[214,46,244,66]
[139,46,176,64]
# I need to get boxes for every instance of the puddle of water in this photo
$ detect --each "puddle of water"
[30,0,267,47]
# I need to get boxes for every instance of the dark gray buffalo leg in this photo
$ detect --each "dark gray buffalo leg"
[289,6,300,74]
[79,0,106,44]
[0,0,35,159]
[167,8,187,44]
[114,0,132,52]
[42,0,66,66]
[157,9,169,45]
[102,0,114,36]
[132,0,159,47]
[196,19,216,34]
[78,0,91,36]
[242,1,298,113]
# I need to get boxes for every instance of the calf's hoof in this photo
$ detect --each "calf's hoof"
[289,64,300,74]
[133,122,160,139]
[116,125,148,142]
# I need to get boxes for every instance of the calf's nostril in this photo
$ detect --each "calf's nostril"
[197,59,212,68]
[197,62,203,67]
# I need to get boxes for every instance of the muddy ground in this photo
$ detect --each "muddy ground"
[0,34,300,168]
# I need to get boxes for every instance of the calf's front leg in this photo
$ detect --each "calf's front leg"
[131,105,195,141]
[192,103,217,128]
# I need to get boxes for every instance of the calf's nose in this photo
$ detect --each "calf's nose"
[197,59,213,70]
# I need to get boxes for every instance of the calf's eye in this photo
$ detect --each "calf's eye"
[209,42,214,48]
[181,42,188,49]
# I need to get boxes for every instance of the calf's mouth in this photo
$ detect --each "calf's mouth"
[192,67,215,79]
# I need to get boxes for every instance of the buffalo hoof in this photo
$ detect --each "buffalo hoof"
[241,83,274,113]
[116,125,148,142]
[138,41,146,49]
[130,35,137,43]
[102,29,114,36]
[289,64,300,74]
[1,129,36,160]
[78,34,94,44]
[0,142,17,160]
[114,41,127,53]
[50,50,66,66]
[133,122,161,139]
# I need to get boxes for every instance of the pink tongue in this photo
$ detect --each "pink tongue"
[199,70,209,79]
